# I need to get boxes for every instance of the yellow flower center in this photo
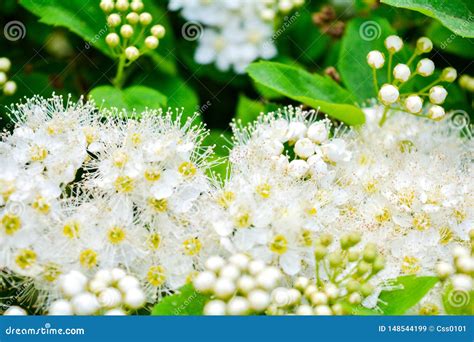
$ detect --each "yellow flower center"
[130,133,142,146]
[148,198,168,212]
[217,191,235,208]
[1,213,21,235]
[43,262,62,282]
[183,237,202,256]
[419,303,440,316]
[63,220,80,239]
[178,162,196,178]
[32,196,50,214]
[30,145,48,161]
[147,233,161,250]
[364,180,378,194]
[256,183,271,199]
[375,208,391,223]
[453,209,466,223]
[144,168,161,182]
[147,265,166,286]
[413,213,431,231]
[107,226,126,244]
[79,249,98,269]
[401,256,420,275]
[0,180,15,201]
[438,226,453,245]
[15,249,37,269]
[114,175,135,193]
[398,140,415,153]
[300,230,313,247]
[398,190,415,208]
[112,150,129,168]
[270,234,288,255]
[235,211,251,228]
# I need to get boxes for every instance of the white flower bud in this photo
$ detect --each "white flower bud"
[0,57,12,72]
[288,288,302,305]
[227,296,250,315]
[307,154,328,178]
[105,33,120,48]
[100,0,114,12]
[120,24,134,39]
[294,138,315,159]
[453,246,469,259]
[130,0,144,12]
[384,35,403,53]
[263,139,284,156]
[294,277,310,291]
[99,288,123,308]
[304,284,317,298]
[94,269,113,285]
[3,80,16,96]
[4,306,27,315]
[144,36,159,49]
[256,270,279,291]
[237,275,256,294]
[278,0,293,12]
[124,288,146,309]
[115,0,129,11]
[126,12,140,25]
[416,58,435,77]
[366,50,385,69]
[287,159,309,178]
[455,256,473,274]
[107,13,121,28]
[49,300,73,315]
[139,12,153,26]
[310,291,328,306]
[435,262,454,279]
[416,37,433,53]
[260,8,275,21]
[378,83,399,105]
[314,305,333,315]
[441,67,457,82]
[125,46,140,61]
[111,268,127,282]
[248,289,271,312]
[324,284,339,300]
[393,63,411,82]
[151,25,166,39]
[296,304,313,315]
[429,86,447,104]
[118,275,140,292]
[348,292,362,304]
[204,300,226,315]
[205,256,225,273]
[307,122,328,144]
[104,309,126,315]
[248,260,266,275]
[0,72,7,85]
[229,253,250,270]
[71,293,100,315]
[404,95,423,114]
[213,278,236,299]
[194,271,217,293]
[286,121,307,142]
[323,138,351,163]
[428,105,445,121]
[451,274,472,292]
[220,264,241,280]
[59,271,87,297]
[89,279,108,294]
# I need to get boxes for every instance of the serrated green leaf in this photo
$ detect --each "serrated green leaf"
[378,276,439,315]
[246,61,365,125]
[89,85,167,113]
[381,0,474,38]
[152,284,209,315]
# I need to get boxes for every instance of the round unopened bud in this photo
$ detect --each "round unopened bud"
[346,279,360,293]
[348,292,362,305]
[455,256,473,274]
[310,291,328,306]
[416,58,435,77]
[144,36,159,49]
[304,284,317,298]
[378,84,399,105]
[363,244,378,263]
[328,253,343,267]
[314,244,327,260]
[314,305,333,315]
[441,67,457,82]
[118,275,140,292]
[126,12,140,25]
[193,271,216,293]
[428,105,445,121]
[307,122,328,144]
[296,304,313,315]
[100,0,114,12]
[205,255,225,273]
[237,275,256,294]
[4,306,27,315]
[294,138,315,159]
[0,72,7,85]
[214,278,236,299]
[120,24,134,39]
[360,283,374,297]
[124,288,146,309]
[429,86,447,104]
[348,250,360,262]
[416,37,433,53]
[89,279,107,294]
[248,260,266,275]
[104,309,126,315]
[404,95,423,114]
[256,267,281,290]
[453,246,469,259]
[324,284,339,300]
[384,35,403,53]
[227,296,250,315]
[105,33,120,47]
[229,253,250,270]
[204,300,226,315]
[111,268,127,282]
[393,63,411,82]
[125,46,140,61]
[356,261,371,275]
[451,274,472,292]
[99,287,122,308]
[286,121,307,142]
[130,0,144,12]
[435,262,454,280]
[71,293,100,315]
[348,232,361,246]
[49,300,73,315]
[107,13,121,27]
[139,12,153,25]
[115,0,129,11]
[151,25,166,39]
[248,289,271,312]
[260,8,275,21]
[367,50,385,69]
[59,271,87,297]
[294,277,310,291]
[220,264,240,281]
[0,57,11,72]
[372,256,385,273]
[287,159,309,178]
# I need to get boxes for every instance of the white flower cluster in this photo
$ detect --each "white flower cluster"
[0,57,17,96]
[367,36,457,125]
[169,0,304,73]
[48,268,146,315]
[0,95,215,309]
[194,253,282,315]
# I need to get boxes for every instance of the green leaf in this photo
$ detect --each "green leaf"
[89,85,167,113]
[151,284,209,315]
[246,61,365,125]
[236,95,265,126]
[378,276,439,315]
[426,22,474,59]
[442,283,474,315]
[381,0,474,38]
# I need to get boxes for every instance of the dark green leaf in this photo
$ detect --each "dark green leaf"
[426,22,474,59]
[151,284,209,315]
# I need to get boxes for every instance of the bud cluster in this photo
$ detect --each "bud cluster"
[268,233,385,315]
[367,36,458,125]
[459,74,474,93]
[48,268,146,315]
[193,254,282,315]
[0,57,17,96]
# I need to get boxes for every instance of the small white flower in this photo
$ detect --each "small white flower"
[125,46,140,61]
[384,35,403,53]
[0,57,12,72]
[367,50,385,69]
[416,58,435,77]
[404,95,423,114]
[378,84,399,105]
[393,63,411,82]
[3,81,16,96]
[144,36,159,49]
[416,37,433,53]
[441,67,457,82]
[105,33,120,47]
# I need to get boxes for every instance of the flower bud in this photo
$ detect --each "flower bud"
[130,0,144,12]
[100,0,114,12]
[328,252,343,267]
[346,279,360,293]
[384,35,403,53]
[349,292,362,305]
[151,25,166,39]
[441,67,457,82]
[126,12,140,25]
[294,138,315,159]
[287,159,309,178]
[314,305,333,315]
[372,256,385,273]
[3,80,17,96]
[115,0,129,11]
[248,289,271,312]
[307,122,328,144]
[204,300,226,315]
[428,105,445,121]
[393,63,410,82]
[404,95,423,114]
[139,12,153,26]
[360,283,374,297]
[435,262,453,280]
[348,250,359,262]
[363,243,377,263]
[416,37,433,53]
[310,291,328,306]
[107,14,121,28]
[429,86,447,104]
[0,57,11,72]
[378,84,399,105]
[227,296,250,315]
[193,271,216,293]
[260,8,275,21]
[120,24,134,39]
[314,244,327,260]
[367,50,385,69]
[125,46,140,61]
[145,36,159,49]
[356,261,370,275]
[0,72,6,85]
[319,233,333,247]
[205,255,225,272]
[105,33,120,47]
[348,232,361,246]
[294,277,310,291]
[296,304,313,315]
[416,58,435,77]
[214,278,236,299]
